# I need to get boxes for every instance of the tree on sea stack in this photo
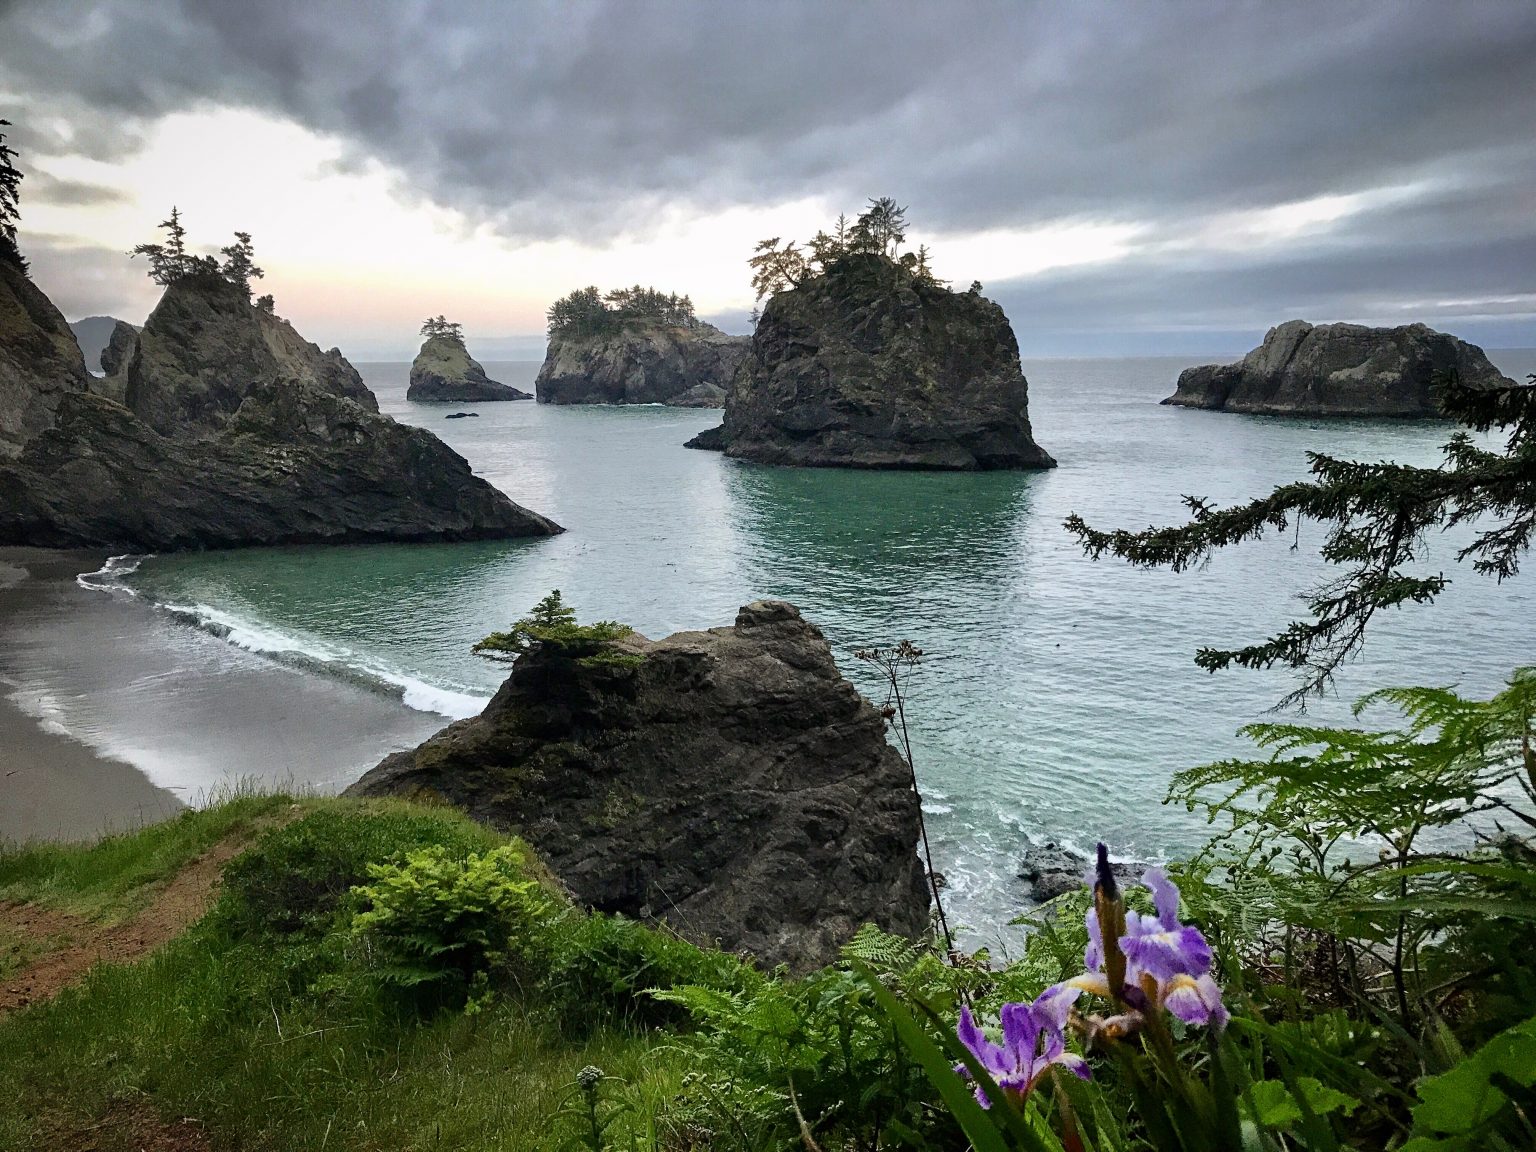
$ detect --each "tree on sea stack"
[219,231,264,298]
[749,196,937,301]
[0,118,24,268]
[421,314,464,343]
[1067,374,1536,705]
[473,589,638,668]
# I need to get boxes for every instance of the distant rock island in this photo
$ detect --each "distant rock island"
[688,201,1055,469]
[347,599,930,971]
[1164,320,1516,417]
[536,285,747,406]
[0,233,560,549]
[408,315,530,402]
[68,314,139,375]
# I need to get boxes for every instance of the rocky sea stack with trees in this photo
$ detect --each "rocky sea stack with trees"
[408,315,530,402]
[1164,318,1516,417]
[346,596,930,971]
[536,284,748,406]
[689,199,1056,469]
[0,192,559,549]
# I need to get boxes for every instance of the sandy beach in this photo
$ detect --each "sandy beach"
[0,547,448,844]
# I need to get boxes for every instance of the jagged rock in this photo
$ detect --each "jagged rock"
[536,319,748,406]
[68,314,134,374]
[1164,320,1516,417]
[99,319,140,376]
[408,334,530,402]
[0,259,89,460]
[1017,840,1139,903]
[125,273,377,438]
[0,380,562,550]
[346,600,930,970]
[444,411,479,419]
[695,254,1055,470]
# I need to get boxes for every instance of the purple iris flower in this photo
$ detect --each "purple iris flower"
[1059,857,1228,1033]
[955,987,1091,1107]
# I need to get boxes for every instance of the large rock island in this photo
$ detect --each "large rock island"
[347,600,930,970]
[1164,320,1516,417]
[0,265,561,549]
[690,253,1055,469]
[537,318,748,407]
[408,318,530,402]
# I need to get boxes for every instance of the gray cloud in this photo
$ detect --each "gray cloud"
[3,0,1535,345]
[24,170,129,206]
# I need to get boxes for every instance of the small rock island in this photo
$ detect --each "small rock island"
[347,598,930,971]
[536,286,748,406]
[407,315,530,402]
[1164,319,1516,417]
[688,200,1055,469]
[0,214,560,549]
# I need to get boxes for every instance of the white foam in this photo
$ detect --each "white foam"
[76,553,147,596]
[158,599,490,721]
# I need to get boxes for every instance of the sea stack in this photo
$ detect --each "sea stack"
[536,317,748,407]
[0,269,562,549]
[346,600,931,971]
[408,319,530,402]
[1164,320,1516,417]
[690,253,1055,469]
[0,258,91,460]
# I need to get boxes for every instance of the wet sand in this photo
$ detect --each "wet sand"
[0,547,448,843]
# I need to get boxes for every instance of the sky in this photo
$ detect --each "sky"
[3,0,1535,360]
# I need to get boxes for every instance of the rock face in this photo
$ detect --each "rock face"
[0,269,562,550]
[408,335,530,402]
[0,381,562,550]
[0,259,89,460]
[99,319,140,376]
[68,315,133,374]
[124,273,377,438]
[536,320,748,406]
[689,254,1055,470]
[1164,320,1516,417]
[346,600,931,970]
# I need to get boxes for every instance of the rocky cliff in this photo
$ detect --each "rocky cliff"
[124,273,377,438]
[346,600,931,970]
[536,319,748,406]
[98,319,139,376]
[0,381,561,549]
[408,334,530,402]
[689,254,1055,469]
[1164,320,1516,417]
[0,269,562,550]
[0,259,89,460]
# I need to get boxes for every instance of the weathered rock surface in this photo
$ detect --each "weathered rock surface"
[98,319,140,377]
[408,334,530,402]
[536,319,748,406]
[346,600,931,970]
[1164,320,1516,417]
[1017,840,1139,903]
[0,259,89,460]
[124,273,377,438]
[68,314,133,374]
[0,380,562,550]
[689,254,1055,469]
[0,268,562,550]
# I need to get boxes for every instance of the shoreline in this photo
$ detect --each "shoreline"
[0,546,449,844]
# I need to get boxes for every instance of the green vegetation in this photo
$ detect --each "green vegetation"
[131,206,266,298]
[474,589,640,668]
[547,285,698,336]
[0,118,24,268]
[749,196,940,300]
[421,313,465,342]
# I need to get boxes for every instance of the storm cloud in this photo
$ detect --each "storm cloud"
[4,0,1535,346]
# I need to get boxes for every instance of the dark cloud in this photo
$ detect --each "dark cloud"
[3,0,1534,344]
[24,170,129,206]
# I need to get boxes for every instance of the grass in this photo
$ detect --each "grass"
[0,795,681,1151]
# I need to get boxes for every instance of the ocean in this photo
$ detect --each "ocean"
[7,351,1535,941]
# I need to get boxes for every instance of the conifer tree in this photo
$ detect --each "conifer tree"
[0,119,24,269]
[219,231,264,297]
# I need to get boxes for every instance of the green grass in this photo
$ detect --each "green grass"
[0,795,680,1151]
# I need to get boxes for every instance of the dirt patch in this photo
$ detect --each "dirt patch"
[0,835,253,1015]
[34,1098,212,1152]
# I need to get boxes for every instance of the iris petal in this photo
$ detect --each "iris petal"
[1119,924,1213,981]
[1142,867,1182,929]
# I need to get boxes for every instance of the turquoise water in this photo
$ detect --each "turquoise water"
[119,353,1536,937]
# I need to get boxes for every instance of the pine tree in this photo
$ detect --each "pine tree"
[219,231,264,297]
[131,207,199,286]
[0,119,24,269]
